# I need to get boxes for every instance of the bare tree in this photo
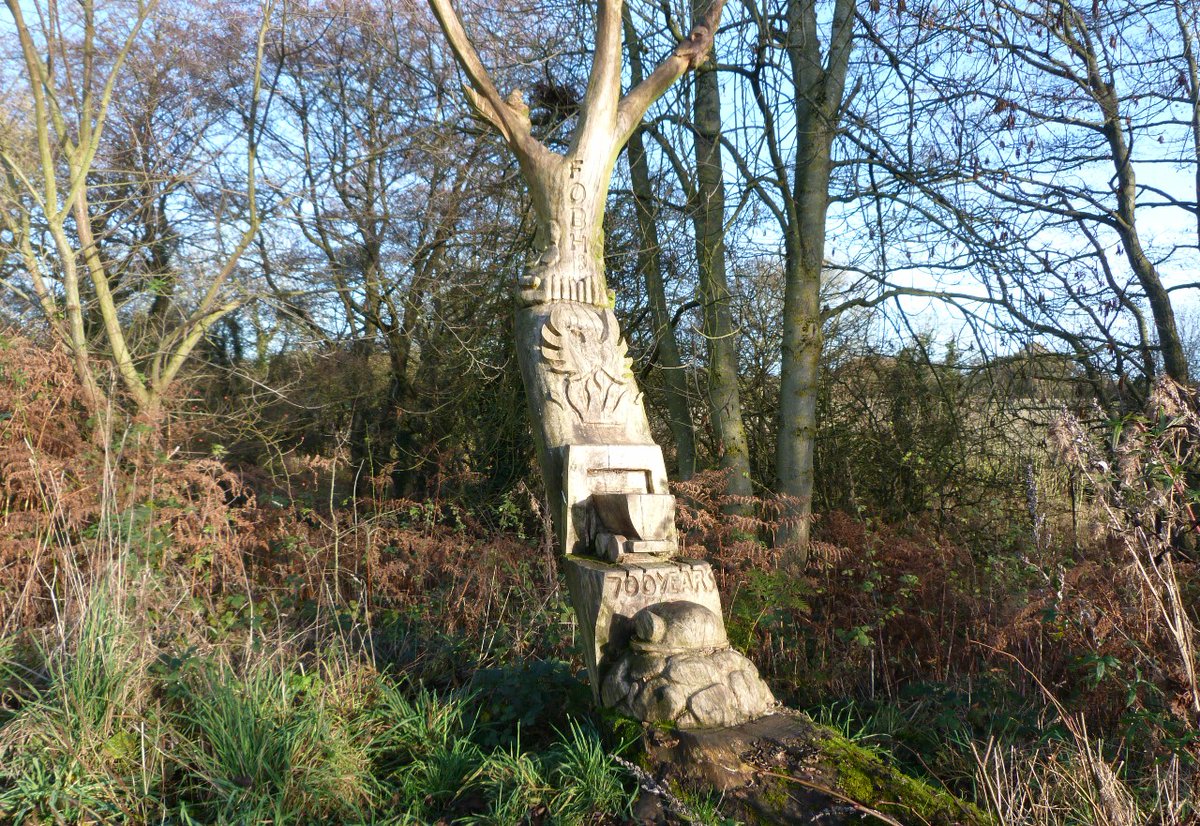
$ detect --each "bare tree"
[850,0,1200,400]
[0,0,271,421]
[264,0,508,492]
[708,0,857,560]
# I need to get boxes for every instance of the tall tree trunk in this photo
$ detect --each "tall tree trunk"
[691,12,753,504]
[347,334,376,489]
[1102,106,1188,382]
[383,325,418,497]
[623,11,696,479]
[775,145,829,560]
[774,0,854,565]
[628,125,697,478]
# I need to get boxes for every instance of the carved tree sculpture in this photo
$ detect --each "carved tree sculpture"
[428,0,775,729]
[427,0,723,539]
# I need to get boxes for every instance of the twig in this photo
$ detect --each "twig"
[755,769,910,826]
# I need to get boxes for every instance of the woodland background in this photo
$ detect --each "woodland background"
[1,0,1199,823]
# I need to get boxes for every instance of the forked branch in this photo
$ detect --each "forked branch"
[429,0,725,166]
[575,0,624,155]
[616,0,727,145]
[426,0,542,161]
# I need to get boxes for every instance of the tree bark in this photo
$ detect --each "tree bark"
[776,150,829,560]
[1101,103,1189,383]
[774,0,855,564]
[690,10,754,504]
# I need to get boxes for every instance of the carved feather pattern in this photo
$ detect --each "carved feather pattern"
[541,304,641,425]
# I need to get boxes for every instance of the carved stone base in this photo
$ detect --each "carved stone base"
[563,557,775,728]
[602,643,775,729]
[564,557,721,694]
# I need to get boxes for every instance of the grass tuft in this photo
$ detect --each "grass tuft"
[547,720,635,825]
[174,660,375,823]
[0,584,162,823]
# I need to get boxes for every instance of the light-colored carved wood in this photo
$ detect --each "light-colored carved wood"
[427,0,726,312]
[423,0,725,554]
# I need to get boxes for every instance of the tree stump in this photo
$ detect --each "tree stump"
[636,711,991,825]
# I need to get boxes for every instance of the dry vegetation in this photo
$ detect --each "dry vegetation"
[4,0,1200,820]
[0,330,1196,824]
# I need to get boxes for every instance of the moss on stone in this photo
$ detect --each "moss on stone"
[638,712,991,825]
[816,729,992,826]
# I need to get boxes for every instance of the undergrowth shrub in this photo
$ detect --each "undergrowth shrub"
[0,332,254,629]
[1049,379,1200,734]
[0,334,572,685]
[673,450,1199,813]
[0,333,98,629]
[674,471,983,705]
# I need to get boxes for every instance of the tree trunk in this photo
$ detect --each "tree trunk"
[691,28,753,504]
[775,186,826,561]
[383,326,418,497]
[1102,106,1189,382]
[628,126,697,479]
[774,0,855,565]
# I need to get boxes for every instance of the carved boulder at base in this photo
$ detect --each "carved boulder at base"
[601,602,776,729]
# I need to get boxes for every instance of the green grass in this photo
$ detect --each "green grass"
[0,587,164,823]
[546,720,635,825]
[173,662,375,823]
[0,579,637,825]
